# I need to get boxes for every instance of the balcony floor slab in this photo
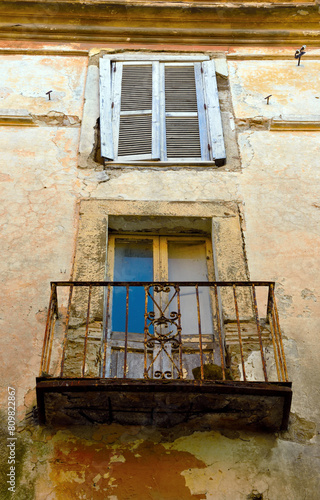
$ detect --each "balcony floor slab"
[36,377,292,431]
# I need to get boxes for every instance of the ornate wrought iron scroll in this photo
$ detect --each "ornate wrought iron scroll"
[144,284,182,379]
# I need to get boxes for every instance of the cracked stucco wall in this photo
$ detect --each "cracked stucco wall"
[228,60,320,119]
[0,55,86,117]
[0,49,320,499]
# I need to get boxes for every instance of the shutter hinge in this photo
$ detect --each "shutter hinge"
[208,144,211,151]
[204,103,207,110]
[111,102,114,109]
[113,66,116,72]
[201,66,203,73]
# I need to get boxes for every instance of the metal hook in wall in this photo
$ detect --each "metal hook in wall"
[295,45,306,66]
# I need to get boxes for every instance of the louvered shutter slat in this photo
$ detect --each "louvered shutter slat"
[120,65,152,111]
[118,115,153,156]
[164,65,202,159]
[115,63,160,160]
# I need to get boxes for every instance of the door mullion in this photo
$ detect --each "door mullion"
[159,236,175,378]
[103,234,116,377]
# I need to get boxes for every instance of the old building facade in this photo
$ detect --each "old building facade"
[1,1,320,498]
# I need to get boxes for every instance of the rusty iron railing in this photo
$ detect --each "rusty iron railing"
[40,281,289,383]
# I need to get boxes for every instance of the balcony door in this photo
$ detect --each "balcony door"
[104,234,216,379]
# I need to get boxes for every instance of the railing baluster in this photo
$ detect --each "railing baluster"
[102,284,111,378]
[123,284,129,378]
[233,284,246,382]
[195,284,204,381]
[251,284,268,382]
[82,285,92,377]
[271,305,285,381]
[214,284,225,380]
[268,311,281,382]
[60,284,74,377]
[176,285,183,379]
[267,283,282,381]
[271,285,289,381]
[40,284,55,376]
[266,284,273,319]
[268,283,285,381]
[46,303,58,375]
[44,309,54,374]
[144,285,149,379]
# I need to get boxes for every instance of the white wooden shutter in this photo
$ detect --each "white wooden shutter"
[112,61,160,161]
[162,63,205,161]
[100,58,114,160]
[202,60,226,166]
[100,56,226,165]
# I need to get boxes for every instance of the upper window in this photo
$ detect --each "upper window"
[99,54,226,165]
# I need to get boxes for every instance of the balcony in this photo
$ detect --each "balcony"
[36,281,292,431]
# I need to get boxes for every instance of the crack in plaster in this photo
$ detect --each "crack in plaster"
[241,131,255,169]
[254,189,320,236]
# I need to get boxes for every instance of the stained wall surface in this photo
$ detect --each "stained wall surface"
[0,47,319,499]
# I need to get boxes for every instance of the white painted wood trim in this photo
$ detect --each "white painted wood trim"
[195,62,210,161]
[117,153,154,161]
[120,110,153,116]
[152,61,161,160]
[165,111,198,117]
[103,53,210,62]
[203,60,226,165]
[99,58,114,160]
[159,63,167,161]
[165,157,203,162]
[104,160,218,166]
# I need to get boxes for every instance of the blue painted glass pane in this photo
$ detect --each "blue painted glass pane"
[112,239,153,333]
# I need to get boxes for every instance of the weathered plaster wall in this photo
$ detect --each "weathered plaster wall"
[238,131,320,423]
[9,424,319,500]
[1,48,320,499]
[0,55,87,414]
[229,60,320,119]
[0,126,81,405]
[0,55,86,117]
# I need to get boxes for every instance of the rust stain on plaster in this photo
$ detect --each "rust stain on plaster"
[0,173,13,181]
[51,438,206,499]
[17,150,36,158]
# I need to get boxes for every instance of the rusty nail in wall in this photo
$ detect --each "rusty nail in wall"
[264,95,272,105]
[46,90,53,100]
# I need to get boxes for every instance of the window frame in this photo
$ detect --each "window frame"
[100,53,226,166]
[107,233,215,282]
